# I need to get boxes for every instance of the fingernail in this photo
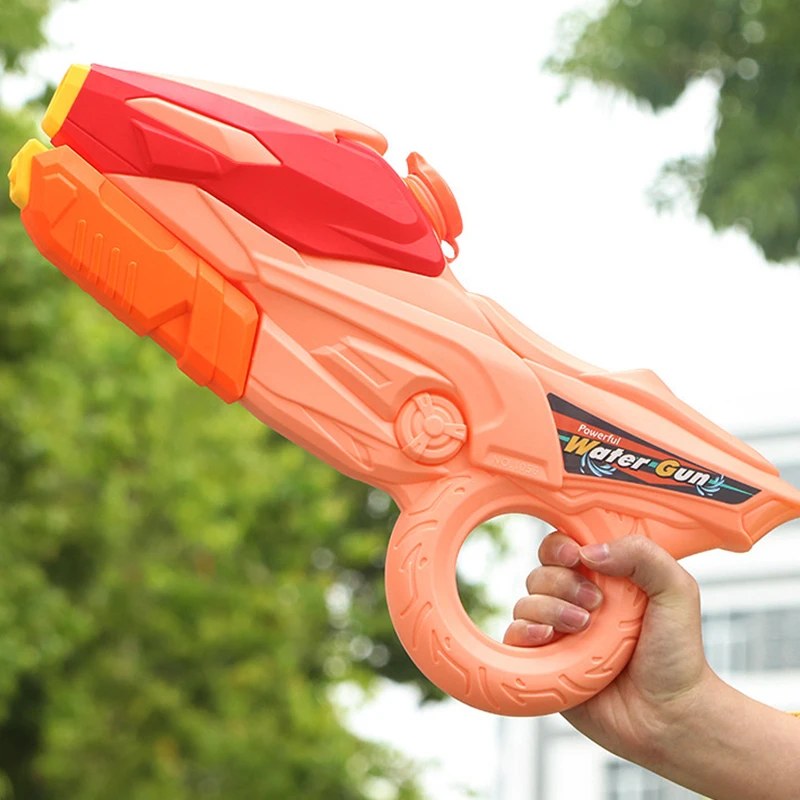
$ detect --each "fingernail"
[556,543,580,566]
[576,583,603,610]
[559,606,590,630]
[526,624,554,641]
[580,543,610,563]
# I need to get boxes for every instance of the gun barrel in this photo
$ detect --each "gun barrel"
[11,141,258,404]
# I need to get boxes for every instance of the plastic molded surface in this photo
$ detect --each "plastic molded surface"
[15,143,257,402]
[48,64,447,277]
[11,63,800,716]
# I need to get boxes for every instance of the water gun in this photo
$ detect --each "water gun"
[9,64,800,717]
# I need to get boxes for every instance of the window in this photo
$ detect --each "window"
[776,462,800,491]
[750,607,800,671]
[605,761,698,799]
[702,610,748,673]
[703,607,800,674]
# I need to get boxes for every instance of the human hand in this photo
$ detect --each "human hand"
[504,533,720,767]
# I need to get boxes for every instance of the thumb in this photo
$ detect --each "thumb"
[564,536,709,743]
[578,535,698,606]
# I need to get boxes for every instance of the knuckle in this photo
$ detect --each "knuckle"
[538,530,577,563]
[621,534,666,567]
[512,594,551,622]
[503,621,523,645]
[553,568,581,599]
[525,566,579,600]
[625,534,653,556]
[524,567,545,594]
[537,532,561,561]
[512,597,531,620]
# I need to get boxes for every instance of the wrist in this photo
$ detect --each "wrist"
[642,675,800,800]
[634,666,727,773]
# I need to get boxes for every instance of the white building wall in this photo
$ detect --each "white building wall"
[496,430,800,800]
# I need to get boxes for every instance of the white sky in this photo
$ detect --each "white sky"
[6,0,800,798]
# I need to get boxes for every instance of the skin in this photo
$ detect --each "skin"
[504,533,800,800]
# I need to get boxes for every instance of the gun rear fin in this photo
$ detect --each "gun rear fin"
[580,369,779,477]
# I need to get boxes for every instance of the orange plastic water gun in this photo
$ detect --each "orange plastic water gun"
[10,64,800,717]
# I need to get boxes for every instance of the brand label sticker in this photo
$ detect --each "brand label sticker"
[548,394,759,505]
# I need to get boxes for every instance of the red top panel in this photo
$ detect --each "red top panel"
[52,65,446,277]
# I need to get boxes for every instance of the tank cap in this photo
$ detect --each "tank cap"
[404,152,463,263]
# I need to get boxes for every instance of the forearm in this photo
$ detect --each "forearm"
[643,675,800,800]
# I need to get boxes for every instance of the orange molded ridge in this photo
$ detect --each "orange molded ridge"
[20,145,258,403]
[127,97,283,166]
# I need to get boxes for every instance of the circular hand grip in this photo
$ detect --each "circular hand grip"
[385,471,647,716]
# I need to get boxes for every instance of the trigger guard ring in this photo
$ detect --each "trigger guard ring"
[384,470,647,716]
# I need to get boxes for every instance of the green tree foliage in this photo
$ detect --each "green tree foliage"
[547,0,800,263]
[0,2,496,797]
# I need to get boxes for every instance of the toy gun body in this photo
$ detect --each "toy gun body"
[11,64,800,716]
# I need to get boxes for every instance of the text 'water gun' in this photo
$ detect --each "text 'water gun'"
[9,64,800,717]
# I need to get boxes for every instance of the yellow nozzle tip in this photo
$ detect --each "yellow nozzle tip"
[42,63,90,139]
[8,139,49,209]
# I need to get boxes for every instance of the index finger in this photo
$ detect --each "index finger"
[538,531,581,567]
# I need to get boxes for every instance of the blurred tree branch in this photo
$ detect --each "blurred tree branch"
[547,0,800,263]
